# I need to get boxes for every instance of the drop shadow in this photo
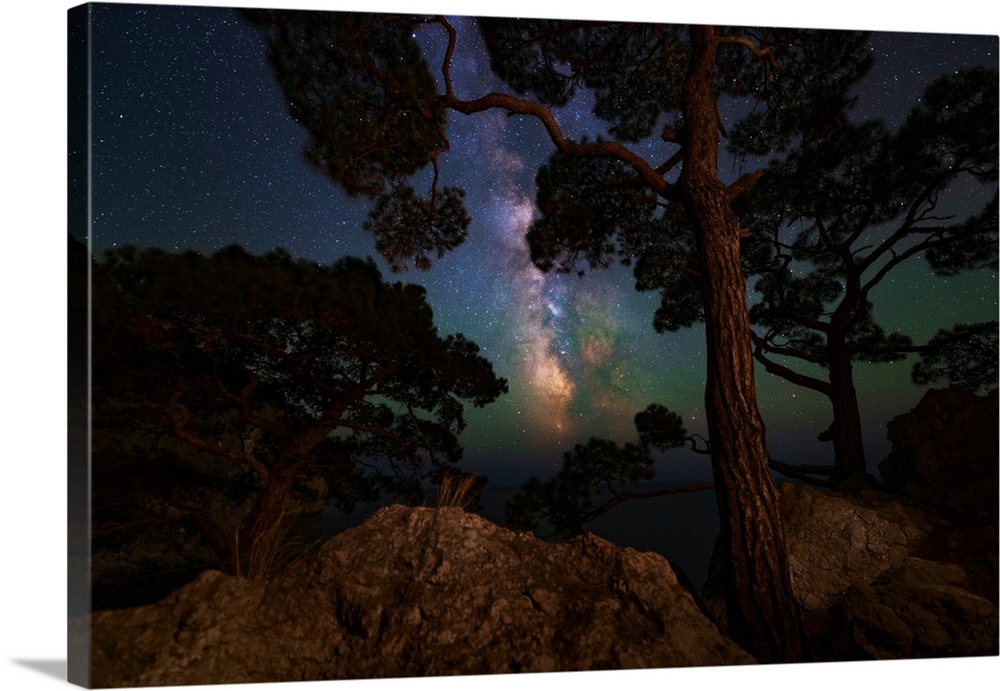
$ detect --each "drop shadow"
[10,659,67,682]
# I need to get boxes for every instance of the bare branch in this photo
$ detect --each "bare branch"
[441,90,677,199]
[728,168,765,200]
[751,334,833,394]
[718,34,778,70]
[767,458,835,487]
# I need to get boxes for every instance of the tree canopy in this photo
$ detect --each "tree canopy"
[243,10,884,661]
[91,245,507,576]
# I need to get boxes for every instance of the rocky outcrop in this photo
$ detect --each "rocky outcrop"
[86,386,998,683]
[770,387,999,660]
[841,557,998,659]
[779,482,930,613]
[877,387,999,602]
[879,386,998,514]
[88,505,752,687]
[778,483,998,659]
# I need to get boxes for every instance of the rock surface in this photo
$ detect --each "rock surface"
[879,386,998,514]
[88,505,753,687]
[778,483,998,660]
[86,386,998,683]
[773,387,999,660]
[780,482,930,613]
[877,387,999,602]
[841,557,998,659]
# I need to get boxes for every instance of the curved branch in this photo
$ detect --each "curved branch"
[717,34,778,70]
[529,481,715,538]
[213,367,284,438]
[858,168,958,275]
[434,15,676,201]
[754,335,829,366]
[655,148,685,176]
[687,433,712,455]
[859,235,939,297]
[728,168,765,200]
[752,334,833,395]
[335,418,422,452]
[767,458,835,487]
[164,391,271,482]
[440,92,676,199]
[435,15,458,99]
[589,481,714,517]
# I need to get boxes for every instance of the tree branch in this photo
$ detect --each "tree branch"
[213,367,284,438]
[163,390,271,482]
[767,459,835,487]
[588,482,714,519]
[717,34,778,70]
[751,334,833,394]
[438,85,676,199]
[728,168,765,201]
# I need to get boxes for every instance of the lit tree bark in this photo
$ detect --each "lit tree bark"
[679,25,806,663]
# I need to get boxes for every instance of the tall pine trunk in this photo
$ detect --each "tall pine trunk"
[680,26,806,663]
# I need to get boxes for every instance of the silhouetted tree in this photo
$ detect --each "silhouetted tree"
[507,404,712,537]
[911,321,998,392]
[736,67,998,486]
[91,245,507,577]
[244,10,876,660]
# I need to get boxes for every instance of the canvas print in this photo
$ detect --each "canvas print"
[67,1,999,687]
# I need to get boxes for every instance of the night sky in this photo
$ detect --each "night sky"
[78,1,998,487]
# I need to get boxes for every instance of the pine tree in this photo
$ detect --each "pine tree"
[244,11,878,660]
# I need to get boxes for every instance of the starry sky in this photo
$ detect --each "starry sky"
[76,1,998,487]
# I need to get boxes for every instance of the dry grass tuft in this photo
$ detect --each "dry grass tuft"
[232,506,314,580]
[435,470,479,510]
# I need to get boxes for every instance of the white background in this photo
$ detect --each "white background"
[2,1,997,690]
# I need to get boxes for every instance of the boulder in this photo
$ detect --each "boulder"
[877,386,998,608]
[88,505,753,687]
[879,386,999,514]
[841,557,998,658]
[748,387,1000,661]
[779,482,930,613]
[774,482,997,660]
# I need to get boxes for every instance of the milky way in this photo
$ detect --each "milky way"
[464,103,673,463]
[479,111,577,442]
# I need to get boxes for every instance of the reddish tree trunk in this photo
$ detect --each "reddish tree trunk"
[680,26,806,663]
